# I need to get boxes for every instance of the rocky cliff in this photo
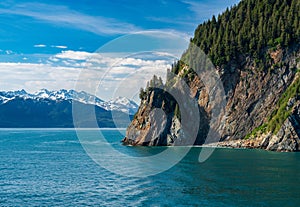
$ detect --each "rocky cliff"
[216,97,300,152]
[123,0,300,151]
[123,46,300,151]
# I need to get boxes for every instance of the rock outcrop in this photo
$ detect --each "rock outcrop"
[123,46,300,151]
[123,0,300,151]
[216,100,300,152]
[263,100,300,151]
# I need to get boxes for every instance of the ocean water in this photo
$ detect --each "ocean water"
[0,129,300,207]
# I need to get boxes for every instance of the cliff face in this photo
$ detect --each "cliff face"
[124,88,178,146]
[123,0,300,151]
[217,98,300,152]
[124,74,211,146]
[222,47,300,141]
[123,46,300,151]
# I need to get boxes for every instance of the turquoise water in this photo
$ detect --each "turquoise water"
[0,129,300,207]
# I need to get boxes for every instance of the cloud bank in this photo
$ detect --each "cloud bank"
[0,50,173,101]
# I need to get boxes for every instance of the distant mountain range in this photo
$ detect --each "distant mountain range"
[0,89,138,128]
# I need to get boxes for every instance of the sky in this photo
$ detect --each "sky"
[0,0,240,101]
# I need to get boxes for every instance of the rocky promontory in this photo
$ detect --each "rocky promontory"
[123,0,300,152]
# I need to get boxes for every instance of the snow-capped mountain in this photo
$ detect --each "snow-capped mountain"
[103,96,139,115]
[0,89,138,115]
[31,89,106,107]
[0,89,30,103]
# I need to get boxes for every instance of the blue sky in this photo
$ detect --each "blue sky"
[0,0,240,100]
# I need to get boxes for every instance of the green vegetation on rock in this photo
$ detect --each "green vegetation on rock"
[266,74,300,133]
[246,72,300,139]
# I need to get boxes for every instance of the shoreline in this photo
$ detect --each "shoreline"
[123,136,300,152]
[0,128,127,131]
[203,139,300,152]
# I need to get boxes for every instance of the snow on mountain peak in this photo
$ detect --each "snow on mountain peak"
[0,89,138,114]
[105,96,138,114]
[111,96,131,105]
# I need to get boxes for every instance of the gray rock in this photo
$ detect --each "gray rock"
[266,103,300,151]
[124,43,300,152]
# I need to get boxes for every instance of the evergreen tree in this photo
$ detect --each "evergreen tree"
[188,0,299,69]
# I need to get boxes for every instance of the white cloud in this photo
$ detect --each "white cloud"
[0,3,140,35]
[53,50,96,60]
[34,44,47,48]
[5,50,13,55]
[0,62,79,94]
[0,50,173,101]
[52,50,173,67]
[0,29,188,100]
[51,45,68,49]
[181,0,240,19]
[49,57,59,62]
